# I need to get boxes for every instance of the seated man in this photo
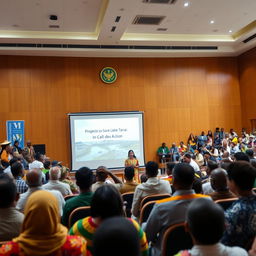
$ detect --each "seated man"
[234,152,250,162]
[11,162,28,194]
[42,166,72,197]
[183,153,200,173]
[157,143,170,163]
[203,151,217,166]
[161,162,176,184]
[3,158,18,178]
[16,169,65,215]
[195,149,204,167]
[202,160,219,195]
[28,152,44,170]
[169,143,180,162]
[120,166,138,194]
[144,163,210,256]
[0,174,24,241]
[209,168,236,201]
[177,198,247,256]
[246,149,256,164]
[131,161,171,219]
[62,166,94,227]
[221,161,256,249]
[91,166,122,193]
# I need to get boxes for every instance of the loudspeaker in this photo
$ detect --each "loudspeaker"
[33,144,46,155]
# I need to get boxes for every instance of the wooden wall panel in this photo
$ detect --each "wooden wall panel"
[0,56,242,167]
[238,47,256,131]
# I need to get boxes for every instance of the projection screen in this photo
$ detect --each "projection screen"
[69,111,145,170]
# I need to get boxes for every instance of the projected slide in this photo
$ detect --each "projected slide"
[69,112,145,170]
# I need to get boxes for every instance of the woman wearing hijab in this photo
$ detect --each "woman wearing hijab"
[0,190,87,256]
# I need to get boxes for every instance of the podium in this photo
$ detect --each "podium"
[158,154,170,174]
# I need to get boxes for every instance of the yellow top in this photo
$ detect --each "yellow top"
[0,149,9,163]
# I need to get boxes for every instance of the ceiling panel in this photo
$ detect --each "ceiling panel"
[0,0,103,32]
[0,0,255,57]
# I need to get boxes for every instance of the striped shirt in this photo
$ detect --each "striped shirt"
[69,216,148,256]
[15,176,28,194]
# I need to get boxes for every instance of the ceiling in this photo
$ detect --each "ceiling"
[0,0,256,57]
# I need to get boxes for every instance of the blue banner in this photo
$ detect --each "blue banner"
[6,120,25,149]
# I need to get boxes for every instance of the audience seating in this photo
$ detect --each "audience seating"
[215,198,238,211]
[64,195,77,201]
[162,222,193,256]
[68,206,91,229]
[121,192,134,217]
[140,193,170,210]
[139,201,156,224]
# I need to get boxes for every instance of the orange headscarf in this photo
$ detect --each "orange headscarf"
[14,190,68,255]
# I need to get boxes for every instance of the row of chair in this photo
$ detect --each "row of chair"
[121,192,239,223]
[0,222,190,255]
[0,195,244,255]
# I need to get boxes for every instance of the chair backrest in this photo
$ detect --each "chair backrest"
[215,197,238,210]
[140,193,170,209]
[121,192,134,217]
[68,206,91,229]
[139,201,156,224]
[162,222,193,256]
[64,194,77,201]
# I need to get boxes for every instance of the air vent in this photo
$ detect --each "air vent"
[0,43,218,51]
[157,28,168,31]
[49,25,60,28]
[115,16,121,22]
[243,33,256,43]
[133,15,165,25]
[143,0,177,4]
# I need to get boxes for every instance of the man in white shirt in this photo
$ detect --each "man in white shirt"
[144,163,211,256]
[178,198,247,256]
[42,166,72,197]
[16,169,65,215]
[91,166,123,193]
[183,153,200,172]
[28,153,46,183]
[131,161,171,219]
[29,152,44,170]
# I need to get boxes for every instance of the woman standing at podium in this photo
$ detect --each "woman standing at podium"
[125,150,139,182]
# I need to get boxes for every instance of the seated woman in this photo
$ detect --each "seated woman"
[69,185,148,256]
[0,190,87,256]
[187,134,197,152]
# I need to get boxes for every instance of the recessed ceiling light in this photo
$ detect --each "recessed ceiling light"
[184,2,189,7]
[229,30,232,33]
[210,20,215,24]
